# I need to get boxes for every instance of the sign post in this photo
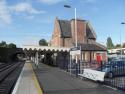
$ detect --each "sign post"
[70,46,81,76]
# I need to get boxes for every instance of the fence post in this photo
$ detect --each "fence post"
[76,61,78,77]
[101,61,103,71]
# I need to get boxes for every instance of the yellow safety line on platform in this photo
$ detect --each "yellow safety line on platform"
[28,63,43,94]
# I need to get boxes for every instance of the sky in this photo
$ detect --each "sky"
[0,0,125,47]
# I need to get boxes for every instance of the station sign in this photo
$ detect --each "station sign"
[70,46,80,51]
[70,46,81,55]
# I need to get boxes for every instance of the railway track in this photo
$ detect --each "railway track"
[0,62,25,94]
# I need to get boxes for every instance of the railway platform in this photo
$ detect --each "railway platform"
[12,61,43,94]
[11,61,125,94]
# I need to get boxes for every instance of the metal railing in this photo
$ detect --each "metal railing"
[60,60,125,90]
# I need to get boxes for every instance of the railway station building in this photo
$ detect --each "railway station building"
[23,17,107,69]
[50,17,107,63]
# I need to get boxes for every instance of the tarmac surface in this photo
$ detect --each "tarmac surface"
[33,62,125,94]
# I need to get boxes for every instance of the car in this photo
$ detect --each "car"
[97,60,125,78]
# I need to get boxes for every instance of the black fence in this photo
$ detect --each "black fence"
[59,59,125,91]
[68,61,81,76]
[102,60,125,90]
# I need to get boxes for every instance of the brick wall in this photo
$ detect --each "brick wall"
[51,18,90,47]
[50,18,60,47]
[77,20,86,44]
[71,20,87,45]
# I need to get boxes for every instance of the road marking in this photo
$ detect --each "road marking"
[29,63,43,94]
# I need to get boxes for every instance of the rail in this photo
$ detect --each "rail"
[0,62,24,94]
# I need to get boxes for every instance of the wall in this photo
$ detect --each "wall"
[71,20,87,45]
[50,18,60,47]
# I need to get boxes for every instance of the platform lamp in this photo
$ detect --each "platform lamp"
[120,22,125,56]
[64,5,79,76]
[64,5,77,47]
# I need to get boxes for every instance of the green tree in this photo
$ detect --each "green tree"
[106,37,114,49]
[8,43,17,48]
[115,44,121,48]
[122,43,125,48]
[0,41,7,47]
[39,39,48,46]
[0,41,17,48]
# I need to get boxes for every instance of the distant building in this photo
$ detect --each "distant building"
[50,17,107,62]
[108,48,125,55]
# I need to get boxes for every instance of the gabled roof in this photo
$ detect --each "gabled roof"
[79,43,107,51]
[86,22,97,39]
[58,20,71,38]
[57,18,97,39]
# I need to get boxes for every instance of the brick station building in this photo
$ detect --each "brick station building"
[50,17,107,64]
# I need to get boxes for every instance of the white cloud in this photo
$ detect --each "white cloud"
[10,3,45,14]
[0,0,12,24]
[38,0,65,5]
[0,1,45,24]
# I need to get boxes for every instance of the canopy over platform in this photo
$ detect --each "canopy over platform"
[22,45,70,52]
[22,45,70,67]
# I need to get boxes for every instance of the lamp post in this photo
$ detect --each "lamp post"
[64,5,78,76]
[120,22,125,56]
[64,5,77,47]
